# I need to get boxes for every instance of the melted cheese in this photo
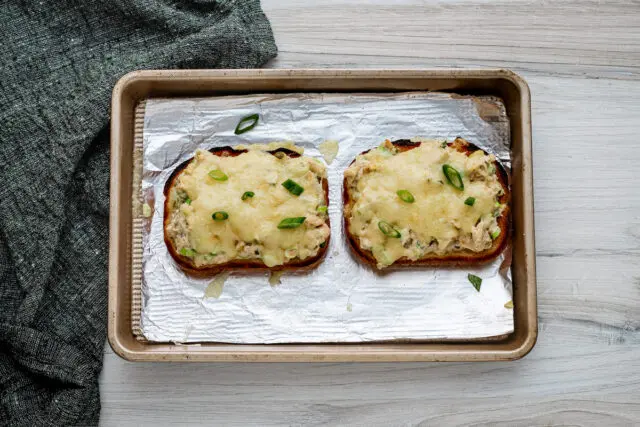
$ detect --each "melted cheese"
[166,145,330,268]
[319,140,339,164]
[344,139,505,269]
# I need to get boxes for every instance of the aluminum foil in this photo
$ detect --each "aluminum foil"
[140,92,513,343]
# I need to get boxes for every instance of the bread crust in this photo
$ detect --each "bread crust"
[164,146,330,275]
[343,138,510,268]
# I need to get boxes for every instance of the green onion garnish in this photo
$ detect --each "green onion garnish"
[442,164,464,190]
[464,197,475,206]
[277,217,306,229]
[441,141,448,148]
[179,248,197,258]
[282,179,304,196]
[185,197,192,205]
[468,274,482,291]
[234,113,259,135]
[208,169,228,181]
[493,203,503,217]
[241,191,255,200]
[319,241,327,248]
[396,190,415,203]
[212,211,229,221]
[490,229,500,239]
[378,221,401,238]
[316,205,328,213]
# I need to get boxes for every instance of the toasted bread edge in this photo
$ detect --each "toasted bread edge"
[163,146,330,274]
[343,138,510,269]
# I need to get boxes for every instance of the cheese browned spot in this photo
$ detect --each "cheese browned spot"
[344,138,505,269]
[165,145,330,268]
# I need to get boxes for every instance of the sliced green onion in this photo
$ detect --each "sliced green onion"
[185,197,192,205]
[277,217,306,229]
[234,113,259,135]
[490,229,501,240]
[241,191,255,201]
[493,203,503,217]
[316,205,328,214]
[442,164,464,190]
[396,190,415,203]
[212,211,229,221]
[378,146,392,155]
[282,179,304,196]
[208,169,228,181]
[319,241,327,248]
[441,141,448,148]
[378,221,401,238]
[179,248,197,258]
[494,201,501,208]
[464,197,475,206]
[468,274,482,291]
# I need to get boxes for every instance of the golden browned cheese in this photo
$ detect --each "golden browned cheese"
[344,138,506,269]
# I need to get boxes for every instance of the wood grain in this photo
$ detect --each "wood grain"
[264,0,640,80]
[100,0,640,425]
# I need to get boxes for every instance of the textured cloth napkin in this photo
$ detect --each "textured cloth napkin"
[0,1,276,425]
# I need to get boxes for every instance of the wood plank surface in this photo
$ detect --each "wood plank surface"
[100,1,640,425]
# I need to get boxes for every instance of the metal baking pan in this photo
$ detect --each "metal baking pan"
[109,69,536,362]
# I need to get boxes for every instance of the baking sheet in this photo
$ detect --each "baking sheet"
[140,92,513,343]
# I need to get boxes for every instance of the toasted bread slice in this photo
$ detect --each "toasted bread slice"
[343,137,509,269]
[164,144,330,274]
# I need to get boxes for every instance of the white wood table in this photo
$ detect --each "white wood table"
[99,1,640,425]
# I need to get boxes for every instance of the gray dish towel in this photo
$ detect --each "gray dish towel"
[0,1,276,425]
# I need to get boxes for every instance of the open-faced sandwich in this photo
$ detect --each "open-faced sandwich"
[164,142,330,273]
[343,137,509,269]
